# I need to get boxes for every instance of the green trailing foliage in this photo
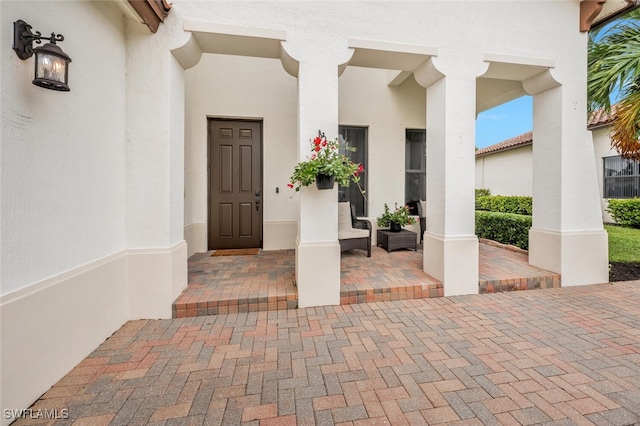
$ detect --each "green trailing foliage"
[475,211,532,250]
[475,195,532,216]
[607,199,640,229]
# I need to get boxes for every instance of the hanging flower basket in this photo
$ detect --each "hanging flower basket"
[315,173,335,190]
[288,131,364,194]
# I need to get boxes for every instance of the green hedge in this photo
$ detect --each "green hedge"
[476,195,532,216]
[476,211,532,250]
[475,188,491,197]
[607,199,640,228]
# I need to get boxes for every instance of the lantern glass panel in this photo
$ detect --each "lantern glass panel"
[35,51,67,84]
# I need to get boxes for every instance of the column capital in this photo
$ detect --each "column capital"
[281,33,354,78]
[414,53,489,88]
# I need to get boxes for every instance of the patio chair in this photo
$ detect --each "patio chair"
[338,201,372,257]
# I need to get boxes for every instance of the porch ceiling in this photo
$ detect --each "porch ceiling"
[476,78,526,113]
[347,39,437,71]
[184,21,286,59]
[476,53,556,114]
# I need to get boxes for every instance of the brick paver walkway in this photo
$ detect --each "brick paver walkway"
[174,243,559,318]
[18,281,640,425]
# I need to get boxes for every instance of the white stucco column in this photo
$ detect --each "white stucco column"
[524,72,609,286]
[282,37,353,308]
[125,16,188,318]
[415,57,480,296]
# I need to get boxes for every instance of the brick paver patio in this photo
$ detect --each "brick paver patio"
[16,281,640,425]
[173,242,560,318]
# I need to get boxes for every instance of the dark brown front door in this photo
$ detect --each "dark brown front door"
[208,120,262,249]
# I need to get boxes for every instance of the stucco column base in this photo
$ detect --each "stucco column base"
[423,232,479,296]
[529,228,609,286]
[128,241,188,319]
[295,238,341,308]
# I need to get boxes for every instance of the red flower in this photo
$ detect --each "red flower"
[313,137,322,146]
[358,164,364,172]
[315,146,321,152]
[287,183,294,188]
[322,140,327,147]
[354,171,359,176]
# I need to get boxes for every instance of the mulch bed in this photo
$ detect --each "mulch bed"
[609,262,640,282]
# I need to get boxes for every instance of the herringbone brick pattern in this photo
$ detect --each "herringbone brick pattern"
[19,281,640,425]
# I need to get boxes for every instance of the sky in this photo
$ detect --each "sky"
[475,95,533,149]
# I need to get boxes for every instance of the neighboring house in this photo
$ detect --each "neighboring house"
[1,0,631,419]
[475,108,620,223]
[476,131,534,196]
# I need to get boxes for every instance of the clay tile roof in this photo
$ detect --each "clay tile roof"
[475,131,533,157]
[587,104,617,129]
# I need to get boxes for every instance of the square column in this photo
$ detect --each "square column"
[126,23,188,318]
[295,61,341,308]
[527,83,608,285]
[422,71,479,296]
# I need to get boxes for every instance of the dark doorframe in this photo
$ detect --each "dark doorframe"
[208,119,263,249]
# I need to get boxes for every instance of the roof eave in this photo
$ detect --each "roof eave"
[592,1,640,29]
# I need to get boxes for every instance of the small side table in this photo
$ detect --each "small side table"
[377,229,417,253]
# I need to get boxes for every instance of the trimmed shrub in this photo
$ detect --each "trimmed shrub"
[475,188,491,197]
[476,195,532,216]
[476,211,532,250]
[607,199,640,229]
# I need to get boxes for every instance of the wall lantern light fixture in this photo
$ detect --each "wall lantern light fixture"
[13,19,72,92]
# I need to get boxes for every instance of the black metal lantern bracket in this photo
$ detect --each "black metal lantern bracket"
[13,19,72,91]
[13,19,64,60]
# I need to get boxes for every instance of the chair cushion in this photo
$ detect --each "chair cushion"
[338,202,353,230]
[339,228,369,240]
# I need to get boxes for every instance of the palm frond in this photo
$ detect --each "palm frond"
[610,92,640,160]
[588,22,640,114]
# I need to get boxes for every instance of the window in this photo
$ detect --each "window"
[405,129,426,206]
[339,126,367,216]
[603,155,640,198]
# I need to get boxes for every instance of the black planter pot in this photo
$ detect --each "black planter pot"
[390,222,402,232]
[315,173,335,190]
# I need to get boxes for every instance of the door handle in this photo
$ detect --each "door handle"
[255,189,261,212]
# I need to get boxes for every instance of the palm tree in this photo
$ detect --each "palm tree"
[588,10,640,159]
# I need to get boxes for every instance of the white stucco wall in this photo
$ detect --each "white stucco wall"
[0,0,129,418]
[178,0,608,288]
[1,1,189,418]
[1,1,127,295]
[178,0,594,255]
[184,54,299,252]
[184,57,426,253]
[475,146,533,196]
[339,69,426,221]
[592,126,617,223]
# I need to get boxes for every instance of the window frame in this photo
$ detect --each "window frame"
[603,155,640,199]
[405,128,426,206]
